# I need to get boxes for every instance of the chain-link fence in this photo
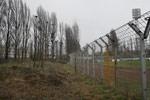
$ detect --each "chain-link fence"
[70,11,150,100]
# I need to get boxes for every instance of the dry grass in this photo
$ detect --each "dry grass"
[0,61,131,100]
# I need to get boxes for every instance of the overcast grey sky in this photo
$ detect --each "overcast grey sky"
[22,0,149,46]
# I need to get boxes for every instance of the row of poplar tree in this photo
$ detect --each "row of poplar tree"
[0,0,80,62]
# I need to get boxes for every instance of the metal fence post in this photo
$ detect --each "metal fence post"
[100,47,103,81]
[128,21,150,100]
[88,44,95,77]
[70,53,73,67]
[95,40,103,82]
[140,36,147,100]
[76,52,79,71]
[80,51,82,71]
[73,53,75,67]
[77,52,79,70]
[87,47,89,74]
[100,37,110,86]
[106,34,118,88]
[83,51,86,73]
[83,47,88,74]
[114,46,117,88]
[78,52,80,71]
[78,52,80,70]
[82,51,84,72]
[75,52,77,72]
[92,44,95,78]
[81,51,83,72]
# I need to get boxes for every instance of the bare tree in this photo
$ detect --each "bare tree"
[3,0,14,60]
[72,22,80,51]
[65,23,80,57]
[24,8,31,59]
[0,0,7,59]
[11,0,24,60]
[32,15,39,67]
[65,25,73,57]
[20,2,31,60]
[29,40,33,59]
[108,29,119,56]
[46,15,51,59]
[33,6,52,65]
[59,22,64,59]
[0,1,81,63]
[51,12,57,59]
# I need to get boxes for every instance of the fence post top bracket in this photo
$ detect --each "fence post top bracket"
[144,17,150,39]
[99,37,108,47]
[87,44,95,51]
[94,40,103,48]
[106,34,115,43]
[128,21,143,37]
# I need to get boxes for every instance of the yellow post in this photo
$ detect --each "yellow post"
[106,47,110,85]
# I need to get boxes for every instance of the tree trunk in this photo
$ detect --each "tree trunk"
[25,27,28,59]
[5,13,10,61]
[22,29,25,60]
[51,41,54,59]
[59,42,63,59]
[5,38,9,60]
[14,42,17,60]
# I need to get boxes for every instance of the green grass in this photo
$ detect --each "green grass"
[63,64,129,100]
[102,60,150,69]
[117,79,143,100]
[0,64,3,68]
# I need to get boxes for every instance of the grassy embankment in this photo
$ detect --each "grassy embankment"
[0,61,137,100]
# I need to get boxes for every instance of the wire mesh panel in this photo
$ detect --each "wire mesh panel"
[69,11,150,100]
[93,42,102,81]
[81,51,84,72]
[69,53,74,67]
[87,44,94,77]
[76,51,80,71]
[86,47,89,74]
[83,50,86,73]
[77,51,82,71]
[82,47,89,75]
[113,23,141,99]
[146,39,150,100]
